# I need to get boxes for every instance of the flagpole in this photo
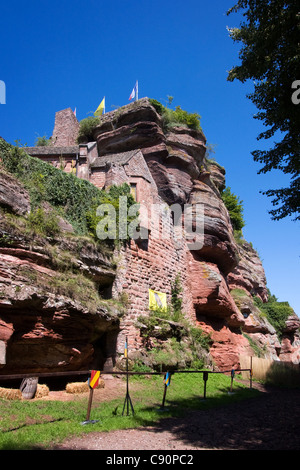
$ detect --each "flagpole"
[122,336,134,416]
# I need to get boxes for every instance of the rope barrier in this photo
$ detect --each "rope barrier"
[0,341,253,424]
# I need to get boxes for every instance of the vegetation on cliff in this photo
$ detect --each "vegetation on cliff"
[77,116,100,144]
[135,275,212,372]
[254,292,294,340]
[0,139,135,242]
[76,98,202,144]
[221,186,245,232]
[149,98,202,132]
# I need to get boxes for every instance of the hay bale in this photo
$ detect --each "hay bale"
[66,379,105,394]
[35,383,49,398]
[66,382,89,394]
[97,378,105,389]
[0,386,22,400]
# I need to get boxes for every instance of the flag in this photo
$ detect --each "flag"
[164,372,171,387]
[73,107,76,117]
[149,289,167,311]
[129,81,138,101]
[88,370,101,389]
[124,340,128,358]
[94,97,105,116]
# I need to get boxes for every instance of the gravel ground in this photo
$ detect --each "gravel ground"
[50,381,300,451]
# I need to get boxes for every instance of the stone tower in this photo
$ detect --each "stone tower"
[52,108,79,147]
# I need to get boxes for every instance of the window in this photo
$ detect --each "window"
[130,183,137,200]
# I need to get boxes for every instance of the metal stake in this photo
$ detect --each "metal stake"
[122,336,134,416]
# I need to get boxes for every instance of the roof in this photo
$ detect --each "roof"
[90,149,141,168]
[24,146,79,156]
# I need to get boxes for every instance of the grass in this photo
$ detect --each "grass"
[0,372,260,450]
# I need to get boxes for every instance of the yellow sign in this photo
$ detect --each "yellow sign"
[149,289,167,310]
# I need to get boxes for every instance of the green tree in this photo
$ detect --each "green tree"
[227,0,300,221]
[221,186,245,231]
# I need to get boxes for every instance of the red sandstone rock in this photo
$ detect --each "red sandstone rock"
[227,241,268,302]
[1,99,299,376]
[0,170,30,216]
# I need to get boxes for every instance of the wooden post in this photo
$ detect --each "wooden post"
[161,383,168,409]
[230,369,235,393]
[122,336,134,416]
[160,372,171,410]
[81,370,100,425]
[86,387,94,421]
[203,371,208,399]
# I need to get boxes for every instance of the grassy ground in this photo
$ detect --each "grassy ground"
[0,373,260,450]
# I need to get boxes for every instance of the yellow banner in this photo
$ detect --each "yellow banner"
[149,289,167,310]
[94,97,105,116]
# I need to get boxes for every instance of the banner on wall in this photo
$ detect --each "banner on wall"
[149,289,167,310]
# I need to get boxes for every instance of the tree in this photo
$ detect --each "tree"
[227,0,300,221]
[221,186,245,232]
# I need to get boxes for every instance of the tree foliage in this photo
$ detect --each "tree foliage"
[227,0,300,221]
[254,290,294,339]
[221,186,245,231]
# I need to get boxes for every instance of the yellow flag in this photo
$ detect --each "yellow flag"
[94,97,105,116]
[149,289,167,310]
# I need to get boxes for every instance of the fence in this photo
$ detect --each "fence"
[0,365,252,423]
[0,338,254,423]
[240,355,300,387]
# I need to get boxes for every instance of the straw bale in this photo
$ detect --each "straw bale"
[66,379,105,394]
[0,386,22,400]
[35,383,50,398]
[66,382,89,394]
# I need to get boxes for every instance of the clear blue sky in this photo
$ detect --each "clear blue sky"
[1,0,299,315]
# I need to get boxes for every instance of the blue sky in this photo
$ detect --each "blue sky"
[1,0,299,315]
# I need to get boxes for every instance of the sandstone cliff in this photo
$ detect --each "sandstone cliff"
[0,98,299,377]
[0,165,124,373]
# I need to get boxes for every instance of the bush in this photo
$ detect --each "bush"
[77,116,100,143]
[221,186,245,231]
[253,290,294,340]
[149,99,202,132]
[85,183,137,242]
[27,207,60,237]
[0,139,137,241]
[35,135,51,147]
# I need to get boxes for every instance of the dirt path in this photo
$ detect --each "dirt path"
[47,379,300,451]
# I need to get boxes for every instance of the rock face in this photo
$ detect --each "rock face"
[0,99,299,375]
[0,170,123,373]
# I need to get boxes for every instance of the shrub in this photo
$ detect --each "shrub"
[253,290,294,340]
[171,274,183,321]
[35,135,51,147]
[77,116,100,143]
[85,183,137,242]
[27,207,60,237]
[0,140,137,242]
[149,99,202,132]
[221,186,245,231]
